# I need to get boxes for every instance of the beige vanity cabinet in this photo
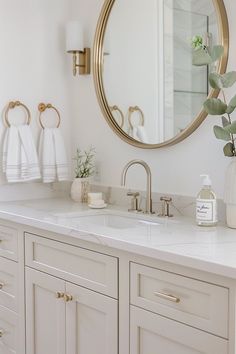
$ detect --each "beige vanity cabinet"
[24,234,118,354]
[130,306,228,354]
[130,262,229,354]
[0,223,24,354]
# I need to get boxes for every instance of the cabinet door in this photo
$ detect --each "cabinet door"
[130,306,228,354]
[66,282,118,354]
[0,305,19,354]
[25,268,66,354]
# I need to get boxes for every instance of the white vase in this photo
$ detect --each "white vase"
[70,177,90,203]
[224,157,236,228]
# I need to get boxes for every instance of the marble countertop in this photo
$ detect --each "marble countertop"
[0,197,236,279]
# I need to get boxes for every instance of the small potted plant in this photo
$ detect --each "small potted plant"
[192,36,236,227]
[71,147,96,203]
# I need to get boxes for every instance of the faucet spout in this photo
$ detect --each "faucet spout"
[121,160,153,214]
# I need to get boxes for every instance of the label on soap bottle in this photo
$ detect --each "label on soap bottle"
[196,199,217,223]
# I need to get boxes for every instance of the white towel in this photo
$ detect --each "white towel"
[2,125,40,183]
[136,126,149,144]
[39,128,69,183]
[129,126,149,144]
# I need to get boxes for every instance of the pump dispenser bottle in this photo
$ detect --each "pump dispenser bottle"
[196,175,218,226]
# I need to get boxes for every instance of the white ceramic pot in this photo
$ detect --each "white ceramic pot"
[224,157,236,228]
[70,177,90,203]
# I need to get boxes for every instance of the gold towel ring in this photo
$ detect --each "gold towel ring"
[128,106,144,130]
[38,103,61,129]
[110,105,124,129]
[4,101,31,127]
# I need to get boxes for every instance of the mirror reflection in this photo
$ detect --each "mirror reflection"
[102,0,219,144]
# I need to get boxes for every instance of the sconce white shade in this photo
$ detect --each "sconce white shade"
[66,21,84,52]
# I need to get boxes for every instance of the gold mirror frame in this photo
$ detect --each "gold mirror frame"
[93,0,229,149]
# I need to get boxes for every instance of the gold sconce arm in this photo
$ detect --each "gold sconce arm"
[68,48,91,76]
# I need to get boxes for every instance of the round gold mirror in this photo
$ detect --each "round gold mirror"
[93,0,229,149]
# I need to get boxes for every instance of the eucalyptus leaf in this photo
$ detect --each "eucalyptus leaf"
[223,142,235,157]
[209,73,223,89]
[204,98,227,115]
[221,71,236,88]
[222,116,229,127]
[192,47,212,66]
[213,125,231,141]
[209,45,224,62]
[224,121,236,134]
[226,94,236,114]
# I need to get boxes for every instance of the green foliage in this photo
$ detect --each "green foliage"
[226,94,236,114]
[192,44,223,66]
[192,38,236,157]
[204,98,227,115]
[209,72,236,90]
[223,142,235,157]
[73,147,96,178]
[221,116,230,127]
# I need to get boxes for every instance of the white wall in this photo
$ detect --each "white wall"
[0,0,75,199]
[71,0,235,199]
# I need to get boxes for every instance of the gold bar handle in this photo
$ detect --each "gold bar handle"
[154,291,180,303]
[56,292,64,299]
[64,294,73,302]
[0,329,5,338]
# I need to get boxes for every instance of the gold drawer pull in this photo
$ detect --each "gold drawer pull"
[0,283,5,290]
[0,329,5,338]
[56,292,64,299]
[64,294,73,302]
[154,291,180,303]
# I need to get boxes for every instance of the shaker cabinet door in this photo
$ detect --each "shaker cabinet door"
[66,282,118,354]
[25,268,66,354]
[130,306,228,354]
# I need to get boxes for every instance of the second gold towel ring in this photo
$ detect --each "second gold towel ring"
[128,106,144,129]
[110,105,124,129]
[4,101,31,127]
[38,103,61,129]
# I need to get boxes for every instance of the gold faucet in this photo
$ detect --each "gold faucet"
[121,160,153,214]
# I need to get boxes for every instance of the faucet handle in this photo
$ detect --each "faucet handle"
[127,192,142,212]
[159,196,173,217]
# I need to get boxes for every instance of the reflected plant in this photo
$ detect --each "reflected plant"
[73,147,96,178]
[192,36,236,156]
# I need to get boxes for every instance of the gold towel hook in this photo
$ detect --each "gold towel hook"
[128,106,144,130]
[4,101,31,128]
[110,105,125,129]
[38,103,61,129]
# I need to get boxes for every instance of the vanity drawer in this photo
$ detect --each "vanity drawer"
[0,305,19,353]
[130,262,229,338]
[0,258,18,312]
[0,224,18,261]
[25,233,118,298]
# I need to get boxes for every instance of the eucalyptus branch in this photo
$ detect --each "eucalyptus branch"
[191,37,236,157]
[73,147,96,178]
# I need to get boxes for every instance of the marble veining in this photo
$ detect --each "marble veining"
[0,197,235,278]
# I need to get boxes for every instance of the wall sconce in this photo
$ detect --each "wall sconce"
[66,21,91,76]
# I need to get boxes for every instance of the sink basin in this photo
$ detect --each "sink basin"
[70,213,161,230]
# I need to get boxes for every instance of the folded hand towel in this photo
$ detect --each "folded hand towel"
[2,125,40,183]
[53,128,69,181]
[39,128,69,183]
[18,125,41,181]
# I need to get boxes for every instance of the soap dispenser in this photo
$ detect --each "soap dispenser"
[196,175,217,226]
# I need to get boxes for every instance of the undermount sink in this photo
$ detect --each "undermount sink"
[54,211,162,230]
[75,214,161,229]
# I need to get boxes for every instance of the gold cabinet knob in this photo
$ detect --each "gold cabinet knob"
[56,292,65,299]
[64,294,73,302]
[0,329,5,338]
[0,283,5,290]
